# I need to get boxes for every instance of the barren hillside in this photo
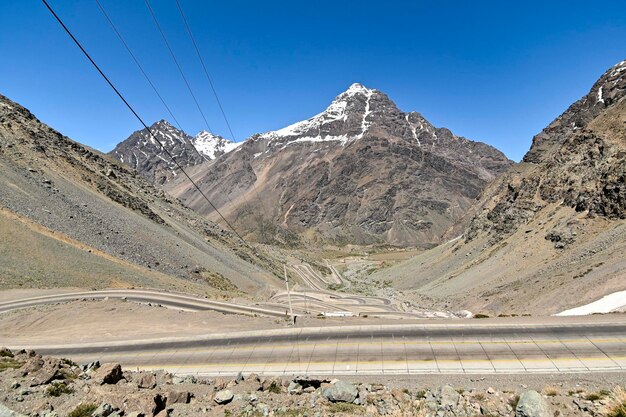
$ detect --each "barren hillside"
[371,60,626,315]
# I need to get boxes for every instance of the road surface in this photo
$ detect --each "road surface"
[2,289,625,376]
[0,289,287,318]
[265,264,452,318]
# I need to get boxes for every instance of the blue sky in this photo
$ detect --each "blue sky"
[1,1,624,161]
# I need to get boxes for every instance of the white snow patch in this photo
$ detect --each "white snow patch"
[259,82,375,146]
[610,60,626,77]
[597,87,605,104]
[555,289,626,316]
[358,88,373,139]
[193,131,241,159]
[406,114,421,146]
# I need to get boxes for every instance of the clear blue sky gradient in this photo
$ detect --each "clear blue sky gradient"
[1,1,625,161]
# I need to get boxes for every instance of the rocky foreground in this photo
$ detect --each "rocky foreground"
[1,349,625,417]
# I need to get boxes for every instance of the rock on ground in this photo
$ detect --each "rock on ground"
[323,380,358,403]
[214,389,234,405]
[92,363,123,385]
[516,390,552,417]
[0,403,27,417]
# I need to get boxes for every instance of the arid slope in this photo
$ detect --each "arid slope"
[372,60,626,315]
[0,94,281,296]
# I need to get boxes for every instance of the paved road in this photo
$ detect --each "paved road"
[6,319,626,376]
[0,289,287,318]
[2,289,625,376]
[265,264,447,319]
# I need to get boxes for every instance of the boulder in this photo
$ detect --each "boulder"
[436,385,460,408]
[82,361,100,373]
[516,391,551,417]
[391,388,406,403]
[213,377,228,390]
[322,380,358,403]
[91,403,114,417]
[92,363,123,385]
[0,403,28,417]
[20,356,44,375]
[288,381,303,395]
[29,358,64,386]
[154,409,171,417]
[260,378,282,393]
[167,390,191,405]
[214,389,234,405]
[137,373,157,389]
[134,394,166,417]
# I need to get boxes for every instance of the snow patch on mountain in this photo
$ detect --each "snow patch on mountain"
[193,131,241,160]
[259,82,376,146]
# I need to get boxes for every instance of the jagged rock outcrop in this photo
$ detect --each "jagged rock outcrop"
[466,60,626,241]
[109,121,240,185]
[108,120,204,185]
[373,60,626,315]
[165,83,512,247]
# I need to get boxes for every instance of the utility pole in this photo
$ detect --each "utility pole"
[284,264,294,321]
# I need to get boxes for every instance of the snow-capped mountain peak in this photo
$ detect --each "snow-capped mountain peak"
[259,83,389,146]
[343,82,374,96]
[192,131,241,160]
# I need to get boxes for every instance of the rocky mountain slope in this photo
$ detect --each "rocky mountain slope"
[108,121,239,185]
[0,94,280,296]
[372,60,626,315]
[164,83,512,247]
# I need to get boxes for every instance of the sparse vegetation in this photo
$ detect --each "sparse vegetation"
[327,403,363,414]
[327,283,344,291]
[274,408,309,417]
[545,386,559,397]
[0,357,22,372]
[61,358,77,367]
[606,387,626,417]
[46,381,74,397]
[473,392,486,401]
[416,390,426,399]
[267,381,282,394]
[473,313,490,319]
[68,403,98,417]
[193,268,239,292]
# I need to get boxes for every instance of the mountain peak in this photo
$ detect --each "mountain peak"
[152,119,173,129]
[343,82,374,95]
[192,131,240,159]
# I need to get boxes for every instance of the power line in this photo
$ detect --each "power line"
[94,0,252,215]
[41,0,252,250]
[172,0,271,239]
[94,0,208,164]
[93,0,186,138]
[173,0,236,141]
[143,0,214,134]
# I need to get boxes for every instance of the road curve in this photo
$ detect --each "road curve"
[0,289,287,318]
